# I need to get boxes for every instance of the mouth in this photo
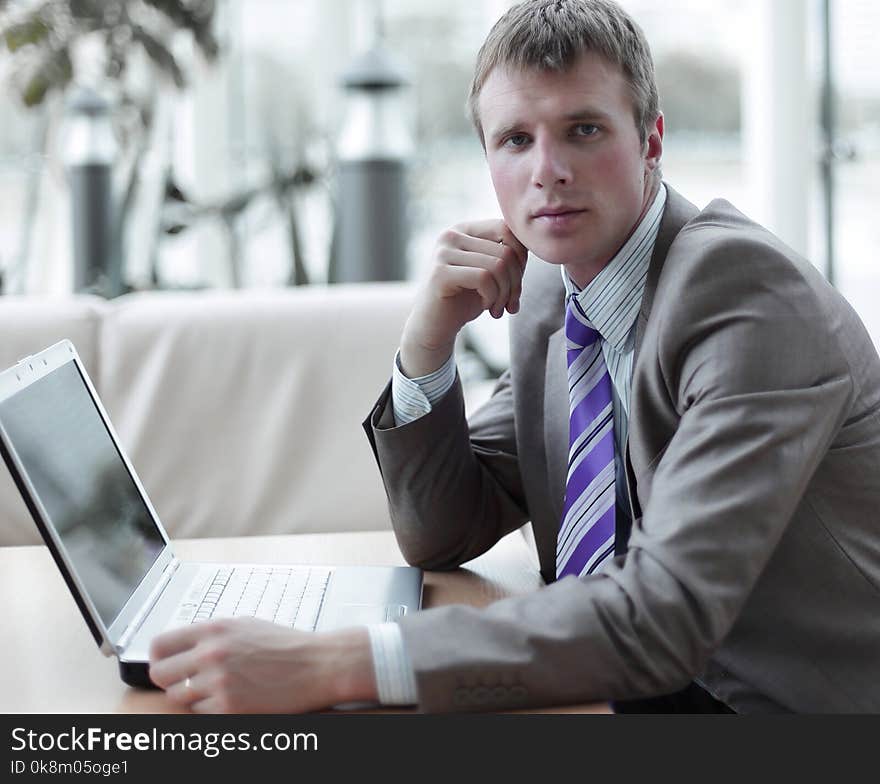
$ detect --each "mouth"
[531,206,586,219]
[530,207,587,228]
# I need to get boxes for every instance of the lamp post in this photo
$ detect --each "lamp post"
[331,43,413,283]
[61,86,122,297]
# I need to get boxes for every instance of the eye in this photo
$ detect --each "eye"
[574,123,599,137]
[503,133,530,148]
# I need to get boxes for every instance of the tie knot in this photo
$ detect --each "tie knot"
[565,297,600,349]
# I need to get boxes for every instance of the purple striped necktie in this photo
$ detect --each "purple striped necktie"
[556,296,617,580]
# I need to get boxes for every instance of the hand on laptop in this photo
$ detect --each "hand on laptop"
[148,618,378,713]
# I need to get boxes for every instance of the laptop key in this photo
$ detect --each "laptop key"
[178,565,331,631]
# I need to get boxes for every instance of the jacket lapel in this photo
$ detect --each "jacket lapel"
[544,326,569,528]
[535,324,569,581]
[622,185,700,542]
[633,185,700,366]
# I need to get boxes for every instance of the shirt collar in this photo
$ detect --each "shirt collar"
[562,183,667,352]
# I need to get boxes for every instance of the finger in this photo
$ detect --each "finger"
[498,240,524,314]
[149,622,216,661]
[438,264,501,313]
[448,223,527,313]
[485,253,510,319]
[502,225,529,313]
[190,696,226,714]
[164,672,205,707]
[457,220,528,272]
[149,647,200,689]
[465,237,521,316]
[439,244,510,317]
[455,218,516,249]
[437,247,506,309]
[499,225,529,272]
[467,235,525,315]
[455,232,525,275]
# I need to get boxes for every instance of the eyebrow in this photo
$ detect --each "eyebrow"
[488,108,613,146]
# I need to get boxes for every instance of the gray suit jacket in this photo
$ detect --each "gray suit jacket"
[364,185,880,712]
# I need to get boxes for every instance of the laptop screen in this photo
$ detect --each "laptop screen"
[0,360,166,628]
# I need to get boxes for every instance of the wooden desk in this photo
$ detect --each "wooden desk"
[0,530,608,714]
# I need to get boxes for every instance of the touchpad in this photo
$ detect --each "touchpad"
[334,604,407,625]
[336,604,390,625]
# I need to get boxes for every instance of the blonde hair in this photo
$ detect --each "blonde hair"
[467,0,659,148]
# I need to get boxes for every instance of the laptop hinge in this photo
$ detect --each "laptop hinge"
[116,557,180,653]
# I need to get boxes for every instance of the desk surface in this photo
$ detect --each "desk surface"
[0,529,608,714]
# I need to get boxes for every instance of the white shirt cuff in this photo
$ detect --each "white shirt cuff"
[366,622,418,706]
[391,349,457,425]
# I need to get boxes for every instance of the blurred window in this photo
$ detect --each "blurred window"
[2,0,877,358]
[820,0,880,344]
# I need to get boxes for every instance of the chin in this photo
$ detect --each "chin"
[525,238,584,267]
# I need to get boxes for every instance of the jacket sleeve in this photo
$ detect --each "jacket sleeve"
[363,369,529,571]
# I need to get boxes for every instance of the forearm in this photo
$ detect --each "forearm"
[386,353,509,568]
[395,546,730,713]
[366,375,528,570]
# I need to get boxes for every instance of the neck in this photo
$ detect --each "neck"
[565,176,660,290]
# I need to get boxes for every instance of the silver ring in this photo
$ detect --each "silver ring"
[184,677,192,691]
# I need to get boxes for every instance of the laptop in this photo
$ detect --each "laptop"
[0,340,423,687]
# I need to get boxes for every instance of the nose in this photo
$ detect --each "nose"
[531,138,572,189]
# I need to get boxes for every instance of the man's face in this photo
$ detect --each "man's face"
[478,51,663,286]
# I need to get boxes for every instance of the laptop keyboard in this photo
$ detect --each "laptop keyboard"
[172,566,332,631]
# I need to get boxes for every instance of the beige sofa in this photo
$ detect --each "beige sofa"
[0,283,436,547]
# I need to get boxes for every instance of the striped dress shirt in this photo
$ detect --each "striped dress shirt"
[368,183,668,706]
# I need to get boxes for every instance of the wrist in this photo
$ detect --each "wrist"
[320,627,378,705]
[399,305,459,374]
[399,331,455,379]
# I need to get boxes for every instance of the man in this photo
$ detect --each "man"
[149,0,880,713]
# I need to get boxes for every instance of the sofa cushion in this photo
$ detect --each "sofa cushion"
[97,284,415,540]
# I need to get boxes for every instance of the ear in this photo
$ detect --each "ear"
[644,112,664,174]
